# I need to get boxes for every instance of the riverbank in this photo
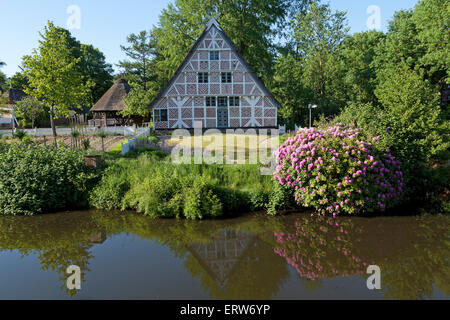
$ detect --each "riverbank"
[0,135,448,217]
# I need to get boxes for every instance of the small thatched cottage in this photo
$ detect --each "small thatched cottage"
[90,78,132,126]
[149,18,281,130]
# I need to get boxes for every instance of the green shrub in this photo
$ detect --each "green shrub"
[82,138,90,150]
[89,163,130,210]
[0,143,97,215]
[267,182,296,215]
[90,155,274,219]
[274,125,405,216]
[247,187,270,212]
[21,136,33,144]
[13,128,27,140]
[331,65,449,210]
[148,135,159,144]
[181,176,222,219]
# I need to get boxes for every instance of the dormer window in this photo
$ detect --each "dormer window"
[210,51,219,61]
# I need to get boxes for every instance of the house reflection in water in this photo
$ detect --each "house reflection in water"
[186,229,257,288]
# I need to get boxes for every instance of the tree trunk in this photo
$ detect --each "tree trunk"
[49,105,57,148]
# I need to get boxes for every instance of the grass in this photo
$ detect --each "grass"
[89,150,277,219]
[167,133,280,163]
[108,139,129,154]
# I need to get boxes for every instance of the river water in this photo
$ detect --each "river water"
[0,210,448,300]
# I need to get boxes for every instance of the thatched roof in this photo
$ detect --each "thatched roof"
[91,78,131,112]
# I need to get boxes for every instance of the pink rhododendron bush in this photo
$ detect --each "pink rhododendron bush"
[274,125,404,215]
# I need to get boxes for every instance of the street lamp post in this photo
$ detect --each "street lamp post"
[308,104,317,128]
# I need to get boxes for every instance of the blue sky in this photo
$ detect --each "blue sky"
[0,0,418,77]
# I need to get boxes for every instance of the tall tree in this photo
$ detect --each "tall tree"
[374,0,449,92]
[22,21,91,145]
[375,61,446,171]
[120,83,153,120]
[79,44,114,108]
[274,0,348,125]
[272,54,313,126]
[337,31,386,105]
[118,30,157,90]
[9,71,29,91]
[0,61,7,94]
[413,0,450,88]
[294,1,349,114]
[118,30,159,118]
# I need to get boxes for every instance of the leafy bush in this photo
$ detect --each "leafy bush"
[21,136,33,144]
[329,65,449,211]
[82,138,90,150]
[0,143,98,215]
[274,125,405,216]
[13,128,27,140]
[148,135,159,144]
[89,163,130,210]
[90,154,273,219]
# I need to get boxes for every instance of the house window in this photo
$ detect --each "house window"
[218,97,228,107]
[198,72,209,83]
[229,97,240,107]
[221,72,232,83]
[154,109,168,122]
[210,51,219,60]
[206,97,217,107]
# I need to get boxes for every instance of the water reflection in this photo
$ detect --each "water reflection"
[0,211,448,299]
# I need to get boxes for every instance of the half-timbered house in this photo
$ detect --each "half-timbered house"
[149,18,281,130]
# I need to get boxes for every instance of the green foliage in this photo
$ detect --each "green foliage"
[267,182,297,215]
[22,21,90,117]
[374,62,447,169]
[90,155,274,219]
[374,0,449,89]
[337,31,386,105]
[9,71,29,90]
[274,1,349,126]
[272,54,313,126]
[13,128,27,140]
[120,83,153,118]
[22,22,91,140]
[0,144,98,215]
[14,96,46,128]
[89,163,130,210]
[21,136,33,144]
[274,126,405,215]
[0,71,7,94]
[82,138,90,150]
[79,44,114,107]
[413,0,450,86]
[119,30,158,90]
